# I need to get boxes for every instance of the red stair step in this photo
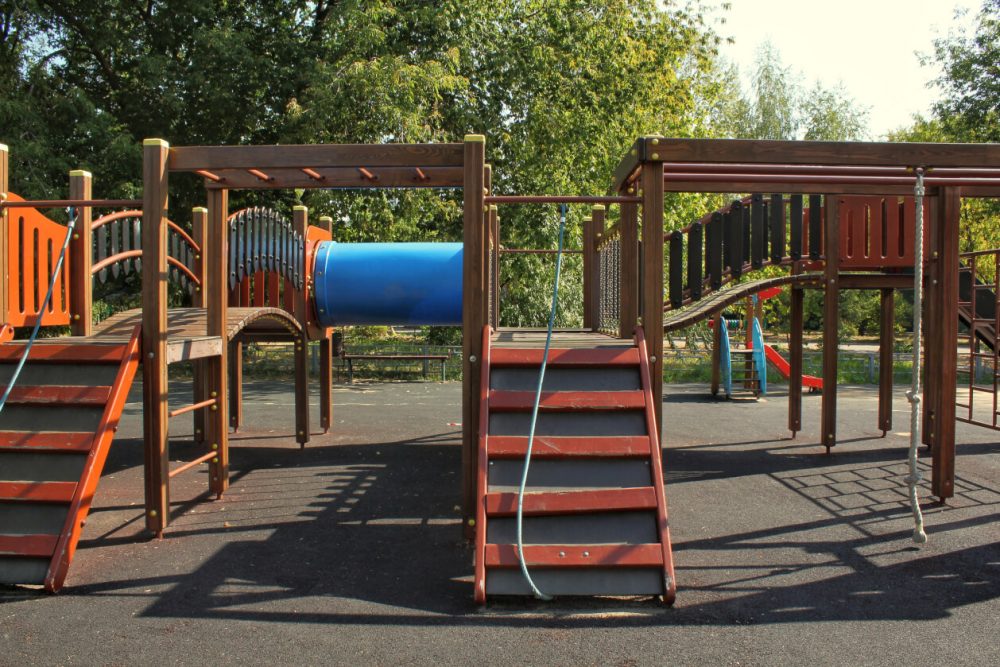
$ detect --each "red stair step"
[0,344,126,363]
[488,390,645,411]
[490,348,639,367]
[485,487,657,517]
[485,543,664,568]
[3,385,112,406]
[0,481,77,502]
[0,432,95,452]
[0,534,59,557]
[487,435,650,458]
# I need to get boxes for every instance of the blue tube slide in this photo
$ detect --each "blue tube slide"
[312,242,463,327]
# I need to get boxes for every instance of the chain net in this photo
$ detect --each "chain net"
[598,236,620,335]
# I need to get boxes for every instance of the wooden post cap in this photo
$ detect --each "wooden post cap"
[464,134,486,143]
[592,204,606,211]
[143,138,169,147]
[293,205,308,212]
[0,143,8,152]
[489,205,497,211]
[192,206,208,213]
[69,170,92,178]
[319,215,332,222]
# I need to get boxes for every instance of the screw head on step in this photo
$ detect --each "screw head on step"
[149,510,158,517]
[467,518,476,527]
[559,551,566,558]
[469,355,477,363]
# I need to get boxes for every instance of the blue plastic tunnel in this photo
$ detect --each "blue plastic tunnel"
[312,242,463,327]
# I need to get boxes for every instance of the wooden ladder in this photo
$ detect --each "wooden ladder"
[0,327,140,591]
[474,327,676,603]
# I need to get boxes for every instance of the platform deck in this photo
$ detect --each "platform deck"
[492,328,630,349]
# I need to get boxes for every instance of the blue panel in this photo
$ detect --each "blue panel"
[313,242,463,326]
[751,316,767,395]
[719,318,732,398]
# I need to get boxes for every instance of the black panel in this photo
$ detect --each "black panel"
[770,193,785,263]
[687,222,703,301]
[488,459,653,492]
[486,568,663,596]
[789,194,803,260]
[489,412,648,437]
[668,231,683,309]
[491,367,640,392]
[750,193,764,269]
[708,212,723,290]
[809,194,823,259]
[742,200,751,265]
[729,201,744,279]
[488,511,659,545]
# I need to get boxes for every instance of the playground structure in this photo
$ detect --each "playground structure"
[1,136,999,602]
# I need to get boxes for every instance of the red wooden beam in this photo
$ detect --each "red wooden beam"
[489,347,639,367]
[485,543,663,568]
[0,431,94,452]
[0,344,125,363]
[487,435,650,458]
[0,534,59,557]
[488,389,646,411]
[486,195,642,205]
[0,481,77,502]
[485,487,657,516]
[0,198,142,209]
[3,385,111,406]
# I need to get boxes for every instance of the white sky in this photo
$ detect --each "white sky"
[710,0,983,138]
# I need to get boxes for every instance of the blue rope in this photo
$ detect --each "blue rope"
[0,207,77,413]
[516,203,567,600]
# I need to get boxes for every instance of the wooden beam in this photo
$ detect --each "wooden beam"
[609,138,643,194]
[879,289,894,435]
[640,160,665,433]
[583,205,604,329]
[293,205,310,447]
[821,196,840,451]
[141,139,170,535]
[205,187,229,498]
[789,271,804,435]
[191,207,209,446]
[619,195,639,339]
[637,137,1000,169]
[319,332,332,433]
[931,187,961,499]
[662,181,926,197]
[483,165,493,329]
[837,273,915,289]
[462,134,486,538]
[1,143,9,323]
[69,170,93,336]
[169,143,465,172]
[202,166,465,190]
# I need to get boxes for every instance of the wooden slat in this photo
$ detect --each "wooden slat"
[485,487,657,517]
[4,385,111,406]
[485,543,663,568]
[488,435,650,458]
[0,344,126,363]
[0,481,77,502]
[168,143,465,171]
[490,347,639,367]
[0,534,59,557]
[488,390,645,411]
[0,431,94,452]
[204,166,464,190]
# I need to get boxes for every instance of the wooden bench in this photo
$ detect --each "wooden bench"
[341,353,451,382]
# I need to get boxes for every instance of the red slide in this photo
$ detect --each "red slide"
[762,344,823,390]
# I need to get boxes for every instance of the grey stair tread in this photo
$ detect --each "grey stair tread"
[0,502,69,534]
[0,405,104,433]
[488,459,652,492]
[0,363,119,387]
[486,568,663,596]
[490,367,641,392]
[0,452,87,482]
[489,411,647,437]
[0,557,49,585]
[487,512,658,545]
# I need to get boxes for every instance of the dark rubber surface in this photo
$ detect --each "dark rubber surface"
[1,381,998,665]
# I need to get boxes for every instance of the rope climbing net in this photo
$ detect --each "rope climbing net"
[597,235,620,335]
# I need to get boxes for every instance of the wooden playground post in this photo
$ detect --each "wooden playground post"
[640,154,665,432]
[788,267,804,435]
[68,170,93,336]
[483,164,493,328]
[821,196,841,451]
[319,214,334,433]
[930,187,961,499]
[878,288,895,435]
[191,207,208,445]
[205,187,229,498]
[462,134,486,535]
[619,191,639,339]
[293,205,310,446]
[491,205,500,328]
[0,144,7,321]
[141,139,171,535]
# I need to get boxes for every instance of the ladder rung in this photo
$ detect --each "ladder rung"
[485,543,663,567]
[489,390,645,411]
[485,487,657,517]
[489,347,639,367]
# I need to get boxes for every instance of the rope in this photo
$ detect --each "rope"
[905,171,928,544]
[0,207,78,413]
[516,203,568,600]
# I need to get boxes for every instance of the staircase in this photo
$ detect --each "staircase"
[0,326,140,592]
[474,327,676,603]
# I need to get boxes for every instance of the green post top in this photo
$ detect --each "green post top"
[592,204,606,211]
[69,170,92,178]
[464,134,486,143]
[488,204,498,211]
[143,138,169,147]
[0,143,8,152]
[319,215,333,222]
[293,205,308,212]
[191,206,208,213]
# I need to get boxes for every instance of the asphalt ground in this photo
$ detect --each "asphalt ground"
[2,380,998,666]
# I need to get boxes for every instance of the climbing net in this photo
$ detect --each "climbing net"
[597,235,620,335]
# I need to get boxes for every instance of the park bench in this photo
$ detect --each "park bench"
[341,351,451,382]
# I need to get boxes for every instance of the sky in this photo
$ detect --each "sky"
[710,0,983,138]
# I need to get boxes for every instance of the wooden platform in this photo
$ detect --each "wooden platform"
[77,307,304,363]
[492,328,631,349]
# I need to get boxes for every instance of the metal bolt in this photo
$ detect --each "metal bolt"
[583,551,590,557]
[73,313,80,320]
[210,404,217,411]
[195,429,202,435]
[212,443,218,450]
[212,457,219,463]
[559,551,566,558]
[651,138,659,146]
[469,354,477,363]
[651,153,660,160]
[212,476,218,481]
[148,352,154,359]
[650,355,657,363]
[211,391,217,398]
[299,430,305,436]
[467,518,476,527]
[932,279,938,285]
[149,510,158,517]
[73,233,79,240]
